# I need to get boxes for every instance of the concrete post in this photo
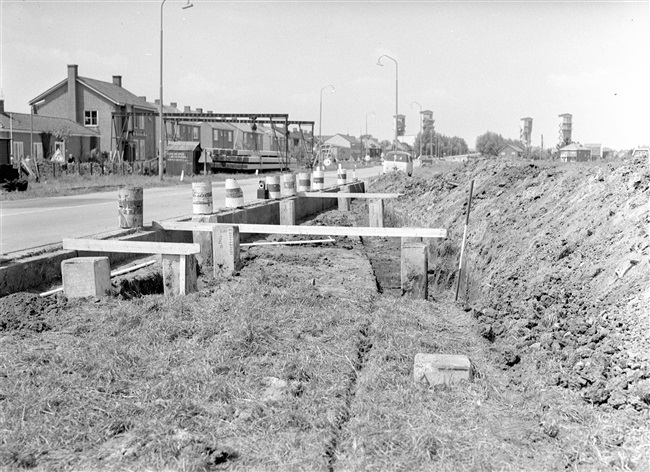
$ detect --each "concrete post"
[338,184,351,211]
[280,198,296,226]
[368,199,384,227]
[192,214,219,267]
[162,254,198,296]
[213,225,240,277]
[401,242,428,299]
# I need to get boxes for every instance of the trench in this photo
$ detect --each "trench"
[324,319,373,471]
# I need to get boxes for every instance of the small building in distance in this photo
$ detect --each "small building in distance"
[498,143,524,158]
[0,99,99,165]
[559,143,591,162]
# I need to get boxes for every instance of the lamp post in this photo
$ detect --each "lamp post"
[364,111,375,159]
[411,101,422,158]
[376,54,398,150]
[159,0,194,181]
[318,84,335,169]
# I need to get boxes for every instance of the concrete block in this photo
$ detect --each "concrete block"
[61,256,111,298]
[213,225,240,277]
[413,353,473,387]
[162,254,198,296]
[338,184,351,211]
[280,198,296,226]
[192,214,219,266]
[401,242,428,299]
[369,199,384,227]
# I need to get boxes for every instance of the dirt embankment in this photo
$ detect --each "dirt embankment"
[371,156,650,411]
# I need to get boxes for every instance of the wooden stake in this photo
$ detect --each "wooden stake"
[455,179,474,301]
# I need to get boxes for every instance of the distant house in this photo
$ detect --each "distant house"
[199,122,235,150]
[29,64,157,162]
[230,123,263,151]
[632,146,649,160]
[323,134,358,161]
[559,143,591,162]
[258,124,287,152]
[498,143,524,158]
[361,137,382,158]
[0,99,99,165]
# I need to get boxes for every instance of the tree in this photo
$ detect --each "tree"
[475,131,505,156]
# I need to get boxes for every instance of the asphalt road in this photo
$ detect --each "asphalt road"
[1,166,383,255]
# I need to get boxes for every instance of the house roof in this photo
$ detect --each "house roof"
[230,123,263,134]
[202,121,236,131]
[559,143,590,151]
[0,111,100,137]
[499,143,525,153]
[167,141,201,152]
[30,76,157,111]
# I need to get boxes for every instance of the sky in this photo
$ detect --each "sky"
[1,0,648,150]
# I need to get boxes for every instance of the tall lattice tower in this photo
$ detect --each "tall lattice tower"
[520,117,533,148]
[558,113,572,147]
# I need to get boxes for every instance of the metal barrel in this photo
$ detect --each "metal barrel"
[225,179,244,208]
[266,175,281,199]
[192,181,213,215]
[281,173,296,197]
[118,187,143,228]
[297,172,311,192]
[312,169,325,191]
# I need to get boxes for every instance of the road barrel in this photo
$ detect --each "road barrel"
[118,187,143,228]
[281,173,296,197]
[297,172,311,192]
[192,181,213,215]
[225,179,244,208]
[337,165,347,186]
[266,175,281,199]
[312,169,325,191]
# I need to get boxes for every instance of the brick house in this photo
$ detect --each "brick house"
[29,64,157,162]
[0,99,99,165]
[559,143,591,162]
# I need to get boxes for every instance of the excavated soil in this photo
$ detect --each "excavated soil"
[370,156,650,411]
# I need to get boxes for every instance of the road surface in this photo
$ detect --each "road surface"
[1,166,383,255]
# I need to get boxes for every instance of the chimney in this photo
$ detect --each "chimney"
[112,75,122,87]
[154,99,160,105]
[195,108,203,113]
[139,96,147,102]
[67,64,79,123]
[184,106,191,113]
[207,110,213,114]
[170,102,178,109]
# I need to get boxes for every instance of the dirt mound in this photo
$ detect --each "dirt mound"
[0,292,65,333]
[370,156,650,410]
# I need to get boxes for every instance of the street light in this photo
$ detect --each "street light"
[159,0,194,181]
[376,54,398,151]
[364,111,375,159]
[318,84,335,169]
[411,101,422,158]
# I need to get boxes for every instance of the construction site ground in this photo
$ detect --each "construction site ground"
[1,156,648,471]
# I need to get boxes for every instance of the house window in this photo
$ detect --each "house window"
[213,130,219,142]
[54,141,65,160]
[13,142,24,160]
[33,143,43,160]
[227,131,233,142]
[192,127,199,140]
[139,140,146,160]
[84,110,98,126]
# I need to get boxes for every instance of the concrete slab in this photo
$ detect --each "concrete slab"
[413,353,473,387]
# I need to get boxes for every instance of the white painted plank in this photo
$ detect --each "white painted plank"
[63,238,201,255]
[296,192,402,199]
[155,221,447,239]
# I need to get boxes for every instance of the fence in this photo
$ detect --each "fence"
[37,160,160,179]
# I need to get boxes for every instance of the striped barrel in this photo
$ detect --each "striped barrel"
[266,175,281,199]
[118,187,143,228]
[312,169,325,191]
[281,173,296,197]
[297,172,311,192]
[225,179,244,208]
[337,166,347,186]
[192,181,213,215]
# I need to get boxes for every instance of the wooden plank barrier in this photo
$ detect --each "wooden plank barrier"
[296,192,402,199]
[62,238,200,296]
[154,221,446,298]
